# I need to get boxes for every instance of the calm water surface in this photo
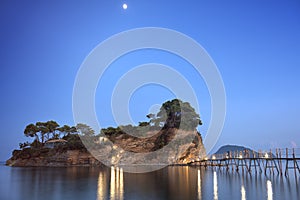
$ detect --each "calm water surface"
[0,164,299,200]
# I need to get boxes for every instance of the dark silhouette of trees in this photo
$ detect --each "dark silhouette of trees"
[24,121,77,146]
[22,121,88,150]
[76,123,95,136]
[19,142,30,149]
[138,121,150,127]
[24,123,39,141]
[21,99,201,151]
[57,125,77,138]
[148,99,202,130]
[46,120,59,138]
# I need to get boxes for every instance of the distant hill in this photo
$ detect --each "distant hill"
[215,145,276,158]
[214,145,258,158]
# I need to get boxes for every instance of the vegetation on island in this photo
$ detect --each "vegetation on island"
[21,121,81,150]
[103,99,202,137]
[18,99,202,150]
[8,99,205,166]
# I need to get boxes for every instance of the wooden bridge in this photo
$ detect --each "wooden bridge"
[189,148,300,177]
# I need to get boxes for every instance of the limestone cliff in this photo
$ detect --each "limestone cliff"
[101,128,206,165]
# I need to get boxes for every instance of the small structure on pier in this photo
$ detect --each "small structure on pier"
[45,139,67,149]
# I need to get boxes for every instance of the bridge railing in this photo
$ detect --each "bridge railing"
[206,148,300,160]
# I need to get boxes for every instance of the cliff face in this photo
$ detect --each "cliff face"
[6,148,102,167]
[89,128,206,166]
[6,129,206,167]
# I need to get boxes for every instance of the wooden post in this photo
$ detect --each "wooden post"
[272,149,279,174]
[253,150,256,173]
[194,147,298,177]
[277,148,283,176]
[285,148,289,176]
[293,148,297,177]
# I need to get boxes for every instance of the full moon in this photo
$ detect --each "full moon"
[122,3,128,10]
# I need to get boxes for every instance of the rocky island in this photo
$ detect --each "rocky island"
[6,99,206,167]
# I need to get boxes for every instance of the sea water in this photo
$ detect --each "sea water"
[0,164,299,200]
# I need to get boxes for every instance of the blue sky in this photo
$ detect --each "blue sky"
[0,1,300,160]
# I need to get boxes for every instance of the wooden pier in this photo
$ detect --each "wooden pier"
[189,148,300,177]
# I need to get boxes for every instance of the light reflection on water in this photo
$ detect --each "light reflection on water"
[109,167,124,200]
[241,183,246,200]
[267,180,273,200]
[213,171,218,200]
[97,166,124,200]
[110,166,115,200]
[197,169,201,200]
[0,165,299,200]
[97,170,107,199]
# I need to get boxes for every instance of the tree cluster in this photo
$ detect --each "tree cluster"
[20,99,202,149]
[147,99,202,130]
[24,120,77,145]
[101,99,202,139]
